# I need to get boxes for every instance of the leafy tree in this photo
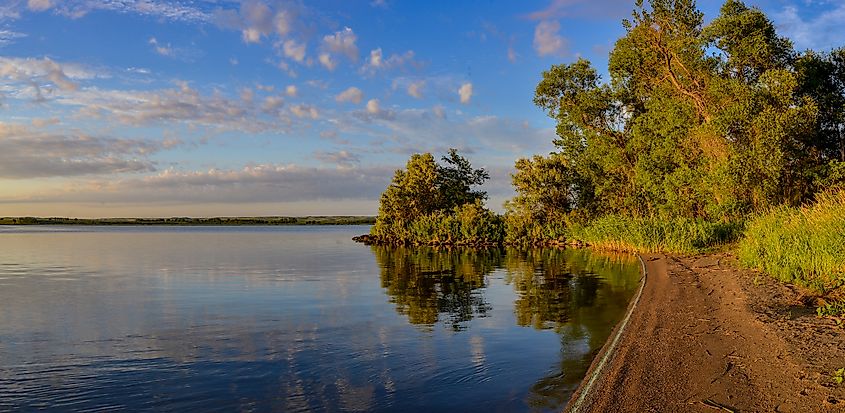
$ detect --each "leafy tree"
[522,0,845,224]
[436,148,490,210]
[371,149,495,243]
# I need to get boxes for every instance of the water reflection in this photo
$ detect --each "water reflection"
[0,227,639,412]
[373,246,500,329]
[374,245,640,410]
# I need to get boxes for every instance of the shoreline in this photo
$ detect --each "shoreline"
[566,253,845,412]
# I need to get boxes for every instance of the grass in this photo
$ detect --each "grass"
[833,368,845,385]
[567,215,743,254]
[737,190,845,294]
[816,300,845,319]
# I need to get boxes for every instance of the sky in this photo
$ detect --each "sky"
[0,0,842,217]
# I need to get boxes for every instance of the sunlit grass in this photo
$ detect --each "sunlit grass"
[568,215,743,254]
[737,190,845,294]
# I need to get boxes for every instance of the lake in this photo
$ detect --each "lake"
[0,225,640,412]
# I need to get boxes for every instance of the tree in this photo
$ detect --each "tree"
[372,153,440,240]
[436,148,490,210]
[523,0,843,223]
[371,149,493,242]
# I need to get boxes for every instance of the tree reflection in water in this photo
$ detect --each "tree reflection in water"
[372,245,640,411]
[504,248,639,409]
[371,245,501,330]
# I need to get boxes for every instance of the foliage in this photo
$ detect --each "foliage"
[437,148,490,210]
[816,300,845,320]
[404,201,505,246]
[369,0,845,279]
[371,150,500,245]
[738,190,845,293]
[568,215,742,254]
[833,368,845,385]
[524,0,845,223]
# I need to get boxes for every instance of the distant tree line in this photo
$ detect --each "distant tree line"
[0,216,377,226]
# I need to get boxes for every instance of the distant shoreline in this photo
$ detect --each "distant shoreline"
[0,216,376,226]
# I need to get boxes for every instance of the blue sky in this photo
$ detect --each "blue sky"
[0,0,842,217]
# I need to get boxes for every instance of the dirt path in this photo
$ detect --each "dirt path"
[568,254,845,413]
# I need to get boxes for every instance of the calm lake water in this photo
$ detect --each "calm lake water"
[0,225,640,412]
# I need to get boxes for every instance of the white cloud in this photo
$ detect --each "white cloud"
[366,98,380,114]
[147,37,201,61]
[318,53,336,71]
[52,0,209,22]
[240,87,254,103]
[27,0,53,12]
[58,82,287,132]
[261,95,284,113]
[0,29,26,46]
[773,4,845,51]
[274,10,291,36]
[212,1,300,45]
[290,104,318,119]
[533,20,567,56]
[148,37,173,56]
[353,98,395,122]
[31,117,59,128]
[367,48,383,68]
[314,150,360,167]
[322,27,359,61]
[285,84,297,97]
[335,86,363,104]
[0,122,162,178]
[0,56,83,92]
[17,164,394,204]
[241,27,262,43]
[344,109,555,160]
[458,82,473,104]
[282,39,306,62]
[361,49,421,75]
[407,81,424,98]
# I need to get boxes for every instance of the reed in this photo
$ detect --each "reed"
[568,215,742,254]
[737,190,845,295]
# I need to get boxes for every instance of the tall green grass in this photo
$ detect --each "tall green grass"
[737,190,845,294]
[568,215,742,254]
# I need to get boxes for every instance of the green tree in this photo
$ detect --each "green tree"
[523,0,843,224]
[371,149,498,244]
[436,148,490,210]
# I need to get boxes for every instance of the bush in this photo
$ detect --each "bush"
[372,201,504,245]
[738,190,845,293]
[503,212,567,245]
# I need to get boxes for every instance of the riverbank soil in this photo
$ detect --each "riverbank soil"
[570,253,845,412]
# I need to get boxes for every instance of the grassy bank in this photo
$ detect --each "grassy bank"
[738,190,845,295]
[567,215,743,254]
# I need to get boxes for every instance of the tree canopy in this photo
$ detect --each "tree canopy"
[513,0,845,226]
[371,149,498,244]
